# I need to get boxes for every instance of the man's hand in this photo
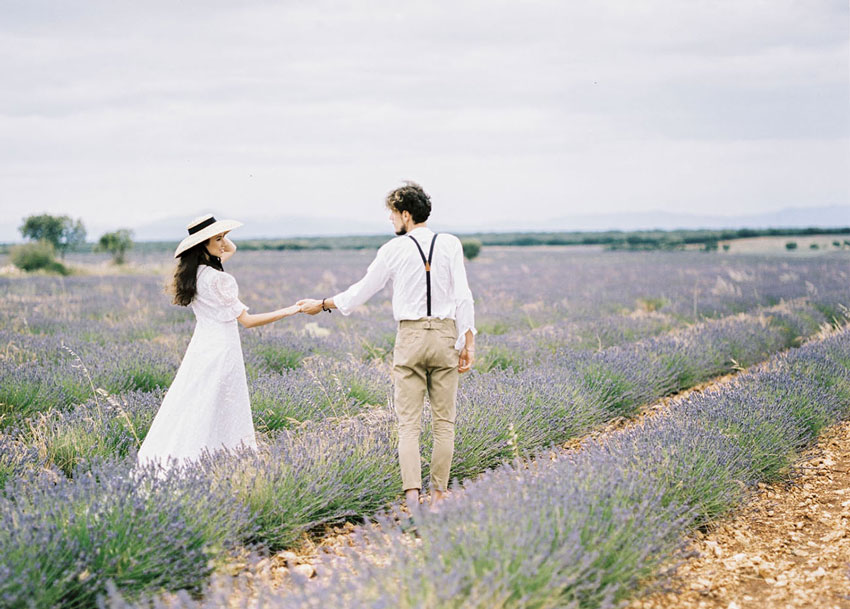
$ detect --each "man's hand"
[458,346,474,373]
[297,299,324,315]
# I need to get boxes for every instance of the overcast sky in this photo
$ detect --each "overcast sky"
[1,0,847,240]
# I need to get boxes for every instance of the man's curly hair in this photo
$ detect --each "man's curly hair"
[385,181,431,224]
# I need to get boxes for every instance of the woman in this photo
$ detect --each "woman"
[137,214,300,469]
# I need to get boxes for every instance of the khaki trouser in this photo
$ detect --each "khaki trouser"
[393,318,460,492]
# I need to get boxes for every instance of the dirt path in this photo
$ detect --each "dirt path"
[225,373,748,592]
[629,420,850,609]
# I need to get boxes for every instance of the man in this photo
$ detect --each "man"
[299,181,476,509]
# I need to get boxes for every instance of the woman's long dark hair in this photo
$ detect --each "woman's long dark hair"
[170,241,223,306]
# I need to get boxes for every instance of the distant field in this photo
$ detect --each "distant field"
[719,233,850,254]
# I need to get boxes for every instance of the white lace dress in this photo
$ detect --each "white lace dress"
[137,265,258,469]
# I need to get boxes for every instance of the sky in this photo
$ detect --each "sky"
[0,0,848,240]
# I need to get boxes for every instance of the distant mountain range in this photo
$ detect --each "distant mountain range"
[128,214,391,242]
[1,205,848,243]
[136,205,848,240]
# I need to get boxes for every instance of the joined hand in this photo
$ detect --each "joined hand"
[297,299,324,315]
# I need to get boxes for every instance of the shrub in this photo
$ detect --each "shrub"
[479,345,526,373]
[20,390,161,477]
[359,333,396,361]
[10,240,69,274]
[254,344,306,373]
[476,320,512,336]
[636,297,667,312]
[0,435,42,492]
[211,416,399,550]
[249,360,389,432]
[785,241,798,250]
[461,239,482,260]
[0,362,92,426]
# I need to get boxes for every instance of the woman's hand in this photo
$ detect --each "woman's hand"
[282,304,301,316]
[297,299,325,315]
[220,235,237,262]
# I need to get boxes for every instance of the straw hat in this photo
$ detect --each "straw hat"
[174,214,243,258]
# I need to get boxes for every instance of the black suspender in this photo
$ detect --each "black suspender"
[408,234,438,317]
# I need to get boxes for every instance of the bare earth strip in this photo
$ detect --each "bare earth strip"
[213,372,750,597]
[629,420,850,609]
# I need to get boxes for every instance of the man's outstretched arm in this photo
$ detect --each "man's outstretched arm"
[299,249,391,316]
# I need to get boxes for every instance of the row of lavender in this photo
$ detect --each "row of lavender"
[112,326,850,609]
[0,299,840,607]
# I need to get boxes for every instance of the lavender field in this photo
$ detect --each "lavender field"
[1,246,849,608]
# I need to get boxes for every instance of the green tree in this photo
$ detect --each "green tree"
[62,218,87,256]
[461,238,482,260]
[19,214,87,258]
[96,229,134,264]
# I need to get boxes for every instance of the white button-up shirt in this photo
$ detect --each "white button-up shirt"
[333,227,476,350]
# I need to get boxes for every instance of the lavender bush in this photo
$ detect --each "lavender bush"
[17,390,163,477]
[204,413,399,550]
[249,357,390,433]
[0,458,253,608]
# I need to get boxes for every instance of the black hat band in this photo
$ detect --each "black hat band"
[188,216,217,235]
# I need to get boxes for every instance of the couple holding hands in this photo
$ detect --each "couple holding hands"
[137,182,476,509]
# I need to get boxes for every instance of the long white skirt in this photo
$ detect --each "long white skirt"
[136,317,257,469]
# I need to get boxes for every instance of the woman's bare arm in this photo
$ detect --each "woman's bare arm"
[237,305,301,329]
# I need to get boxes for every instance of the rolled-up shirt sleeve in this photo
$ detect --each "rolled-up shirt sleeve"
[332,248,392,315]
[450,239,476,350]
